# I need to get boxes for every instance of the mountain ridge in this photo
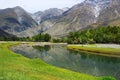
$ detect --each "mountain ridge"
[44,0,120,37]
[0,0,120,38]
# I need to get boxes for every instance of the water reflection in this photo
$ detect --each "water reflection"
[33,45,51,52]
[11,44,120,80]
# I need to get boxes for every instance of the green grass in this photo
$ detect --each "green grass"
[0,42,116,80]
[67,44,120,58]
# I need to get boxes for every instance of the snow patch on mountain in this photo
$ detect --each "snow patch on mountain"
[84,0,111,17]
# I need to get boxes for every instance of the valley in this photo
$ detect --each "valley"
[0,0,120,38]
[0,0,120,80]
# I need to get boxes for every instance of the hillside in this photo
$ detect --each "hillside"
[0,6,38,37]
[0,0,120,38]
[44,0,120,37]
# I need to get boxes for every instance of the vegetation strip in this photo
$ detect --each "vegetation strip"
[0,42,116,80]
[67,44,120,58]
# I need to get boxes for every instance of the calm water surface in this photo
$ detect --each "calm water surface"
[11,44,120,80]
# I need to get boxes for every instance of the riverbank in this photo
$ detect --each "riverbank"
[0,42,115,80]
[67,44,120,58]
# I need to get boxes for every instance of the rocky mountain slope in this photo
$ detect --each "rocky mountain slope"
[44,0,120,37]
[32,8,69,32]
[0,0,120,38]
[0,29,16,38]
[32,8,69,24]
[97,0,120,26]
[0,7,69,37]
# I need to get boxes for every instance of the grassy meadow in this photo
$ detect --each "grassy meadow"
[67,44,120,58]
[0,42,116,80]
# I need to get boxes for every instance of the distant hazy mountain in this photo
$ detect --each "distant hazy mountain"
[62,7,69,12]
[0,6,38,37]
[32,8,67,24]
[32,8,69,32]
[32,11,43,24]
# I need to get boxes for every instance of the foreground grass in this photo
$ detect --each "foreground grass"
[67,44,120,58]
[0,42,115,80]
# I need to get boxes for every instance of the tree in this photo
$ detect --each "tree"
[65,26,120,44]
[44,33,51,42]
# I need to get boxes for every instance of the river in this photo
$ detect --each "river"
[11,44,120,80]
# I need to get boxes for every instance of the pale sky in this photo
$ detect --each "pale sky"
[0,0,84,13]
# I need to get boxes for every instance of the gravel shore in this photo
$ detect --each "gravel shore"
[95,44,120,48]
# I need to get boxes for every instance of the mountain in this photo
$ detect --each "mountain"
[97,0,120,26]
[0,6,38,37]
[32,8,69,32]
[62,7,69,12]
[0,0,120,38]
[0,7,68,37]
[0,29,16,38]
[32,8,65,24]
[31,11,43,24]
[44,0,120,37]
[44,1,97,37]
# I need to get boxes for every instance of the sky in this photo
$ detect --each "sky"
[0,0,84,13]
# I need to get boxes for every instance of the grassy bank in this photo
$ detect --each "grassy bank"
[67,44,120,58]
[0,42,115,80]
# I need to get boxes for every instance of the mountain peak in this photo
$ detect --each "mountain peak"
[14,6,24,10]
[13,6,26,14]
[13,6,26,23]
[62,7,69,12]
